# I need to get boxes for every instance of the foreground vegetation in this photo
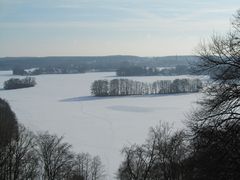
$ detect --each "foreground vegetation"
[117,9,240,180]
[0,98,105,180]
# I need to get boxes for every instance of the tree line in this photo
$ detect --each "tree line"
[11,59,199,76]
[4,77,36,90]
[91,78,203,96]
[0,98,105,180]
[116,65,198,77]
[12,66,86,76]
[0,56,199,72]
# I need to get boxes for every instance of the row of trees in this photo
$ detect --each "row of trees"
[117,9,240,180]
[4,77,36,90]
[0,98,105,180]
[91,78,203,96]
[116,65,197,77]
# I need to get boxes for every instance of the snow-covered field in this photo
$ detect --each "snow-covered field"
[0,71,202,179]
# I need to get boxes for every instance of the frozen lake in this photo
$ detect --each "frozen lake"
[0,71,202,179]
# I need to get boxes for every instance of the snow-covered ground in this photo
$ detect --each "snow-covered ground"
[0,71,202,179]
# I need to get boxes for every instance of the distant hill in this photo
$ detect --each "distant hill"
[0,55,200,71]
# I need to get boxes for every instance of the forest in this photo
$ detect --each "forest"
[91,78,203,96]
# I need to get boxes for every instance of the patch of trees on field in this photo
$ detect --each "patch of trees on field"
[116,65,197,76]
[0,98,105,180]
[91,78,203,96]
[4,77,36,90]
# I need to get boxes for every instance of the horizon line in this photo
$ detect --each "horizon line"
[0,54,197,59]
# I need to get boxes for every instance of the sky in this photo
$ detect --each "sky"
[0,0,240,57]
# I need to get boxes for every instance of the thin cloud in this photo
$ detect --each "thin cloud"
[0,0,239,57]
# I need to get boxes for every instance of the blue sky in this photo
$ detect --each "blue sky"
[0,0,239,57]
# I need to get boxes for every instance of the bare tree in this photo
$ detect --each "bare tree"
[36,132,74,180]
[13,125,39,180]
[0,124,39,180]
[192,9,240,129]
[90,156,105,180]
[148,123,188,180]
[0,99,39,180]
[118,122,188,180]
[118,143,156,180]
[73,153,92,180]
[72,153,105,180]
[186,9,240,180]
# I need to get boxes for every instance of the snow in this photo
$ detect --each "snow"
[0,71,202,179]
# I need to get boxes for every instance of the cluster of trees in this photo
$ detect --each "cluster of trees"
[116,65,196,77]
[91,78,202,96]
[4,77,36,90]
[117,123,189,180]
[118,121,240,180]
[117,9,240,180]
[0,98,105,180]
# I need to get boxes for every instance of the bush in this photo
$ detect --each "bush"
[4,77,36,90]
